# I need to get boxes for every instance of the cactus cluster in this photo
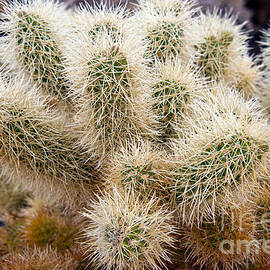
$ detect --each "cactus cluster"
[2,0,270,269]
[81,188,176,270]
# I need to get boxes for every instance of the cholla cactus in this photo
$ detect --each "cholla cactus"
[0,0,71,100]
[182,86,264,129]
[1,0,270,268]
[192,10,256,96]
[132,0,197,63]
[170,90,270,225]
[0,77,99,207]
[0,60,12,81]
[105,140,173,201]
[152,59,207,140]
[81,187,177,270]
[73,2,127,43]
[181,196,257,270]
[64,26,158,155]
[225,54,260,99]
[260,26,270,71]
[142,0,198,16]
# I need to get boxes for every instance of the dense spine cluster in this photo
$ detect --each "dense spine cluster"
[191,10,259,98]
[64,18,158,155]
[81,188,176,270]
[131,0,197,64]
[0,77,99,207]
[105,141,174,202]
[152,59,206,141]
[170,90,270,224]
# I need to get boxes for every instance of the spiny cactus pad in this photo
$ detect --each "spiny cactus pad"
[16,11,68,99]
[195,31,234,79]
[1,106,95,181]
[153,79,189,137]
[81,188,176,270]
[145,21,183,61]
[173,129,269,224]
